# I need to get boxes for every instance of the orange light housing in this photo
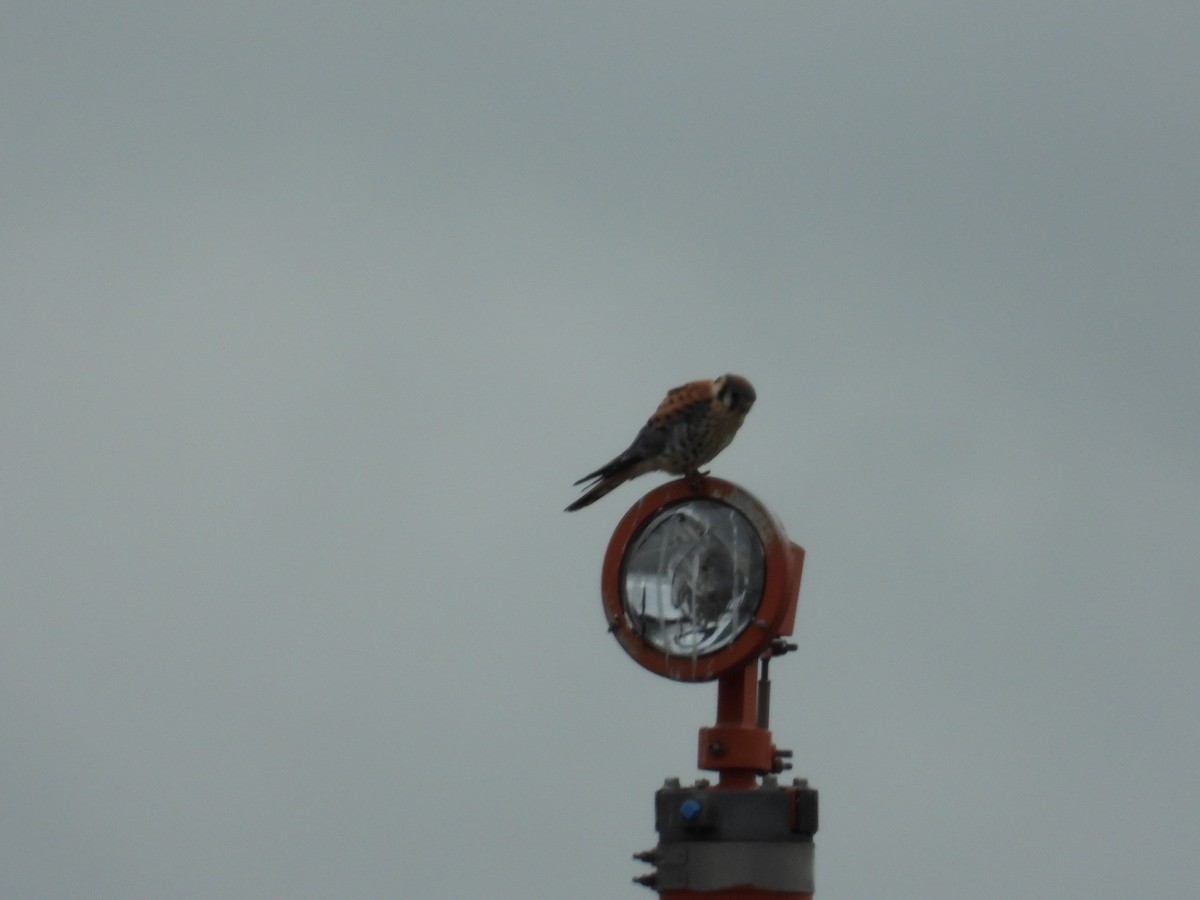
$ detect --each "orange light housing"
[601,478,804,682]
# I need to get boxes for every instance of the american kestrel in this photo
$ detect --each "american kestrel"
[565,374,756,512]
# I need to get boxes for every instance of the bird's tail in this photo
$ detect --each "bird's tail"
[564,475,625,511]
[564,456,639,512]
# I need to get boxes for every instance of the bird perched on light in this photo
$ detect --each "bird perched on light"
[565,374,756,512]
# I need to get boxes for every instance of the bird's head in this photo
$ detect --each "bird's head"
[715,374,756,415]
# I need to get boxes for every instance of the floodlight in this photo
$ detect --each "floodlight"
[593,476,817,895]
[602,478,804,682]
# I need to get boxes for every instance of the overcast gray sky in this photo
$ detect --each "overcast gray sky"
[3,3,1197,898]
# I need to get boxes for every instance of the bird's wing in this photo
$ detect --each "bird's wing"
[648,379,714,426]
[622,419,670,462]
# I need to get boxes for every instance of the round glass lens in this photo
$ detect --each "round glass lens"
[621,500,765,657]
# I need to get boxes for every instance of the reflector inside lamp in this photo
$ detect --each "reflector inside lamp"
[621,500,765,657]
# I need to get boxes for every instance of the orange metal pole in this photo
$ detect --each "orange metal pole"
[716,663,758,727]
[697,662,774,789]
